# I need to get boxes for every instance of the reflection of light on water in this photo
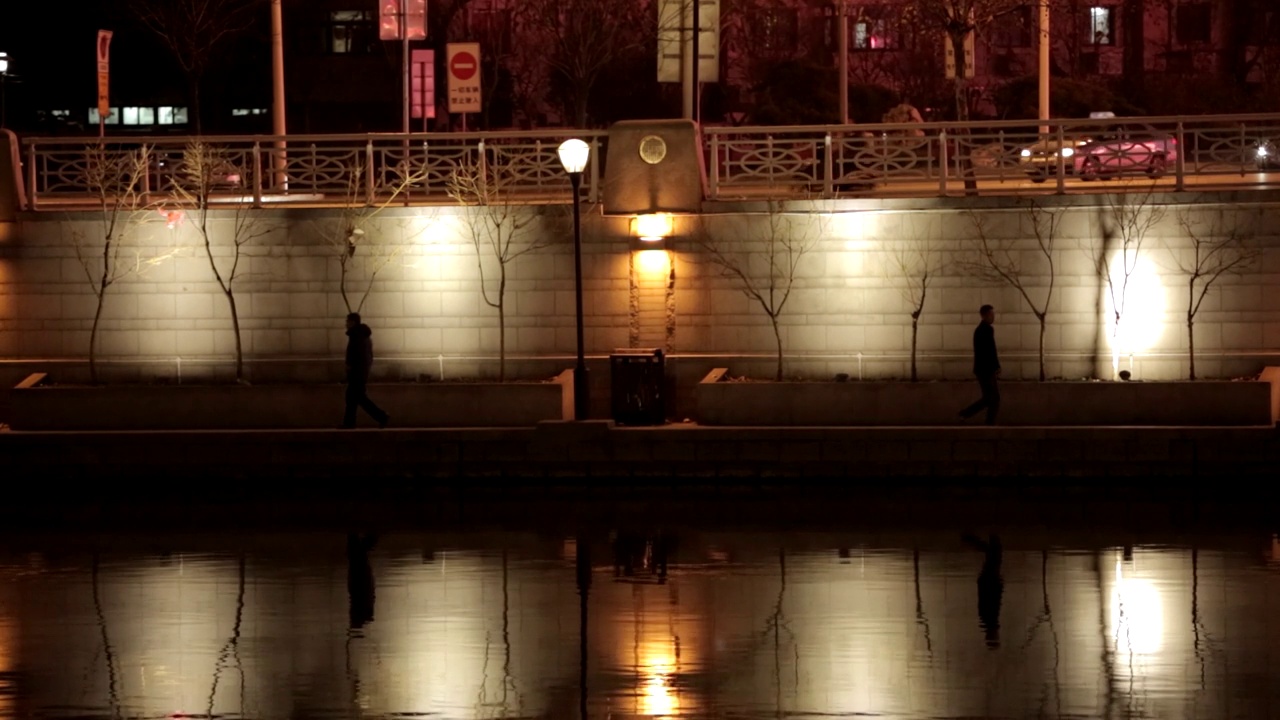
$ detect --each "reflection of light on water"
[638,645,679,717]
[1110,557,1164,655]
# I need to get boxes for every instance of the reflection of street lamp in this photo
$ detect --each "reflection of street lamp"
[558,138,591,421]
[0,52,11,128]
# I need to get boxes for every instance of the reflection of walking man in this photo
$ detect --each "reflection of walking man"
[959,304,1001,425]
[342,312,389,429]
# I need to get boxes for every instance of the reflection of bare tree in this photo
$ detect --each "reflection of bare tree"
[90,556,122,720]
[912,548,934,658]
[1092,550,1117,720]
[577,535,591,720]
[206,556,246,719]
[1020,550,1061,718]
[1190,547,1220,691]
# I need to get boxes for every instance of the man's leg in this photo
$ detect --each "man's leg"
[342,383,360,428]
[980,375,1001,425]
[959,375,988,418]
[358,392,389,427]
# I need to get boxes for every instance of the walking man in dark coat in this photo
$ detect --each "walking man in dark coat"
[959,304,1001,425]
[342,312,389,429]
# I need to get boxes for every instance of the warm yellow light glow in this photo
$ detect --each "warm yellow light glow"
[638,643,680,717]
[1109,557,1164,655]
[827,211,883,244]
[1104,252,1166,374]
[632,213,674,242]
[634,249,671,277]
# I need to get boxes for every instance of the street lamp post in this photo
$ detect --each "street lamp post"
[557,138,591,421]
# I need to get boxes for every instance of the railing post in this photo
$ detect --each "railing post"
[938,129,948,197]
[1054,124,1066,195]
[589,137,601,203]
[1175,122,1186,192]
[365,139,375,206]
[252,141,263,207]
[26,143,37,211]
[709,131,720,199]
[823,132,834,197]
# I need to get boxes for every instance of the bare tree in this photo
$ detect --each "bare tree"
[907,0,1027,121]
[1087,189,1165,379]
[967,200,1061,381]
[73,146,177,384]
[446,153,556,381]
[315,160,430,315]
[1174,206,1262,380]
[513,0,655,126]
[887,232,943,382]
[130,0,257,133]
[695,201,822,381]
[174,141,273,383]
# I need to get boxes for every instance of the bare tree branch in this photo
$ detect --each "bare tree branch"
[887,226,943,382]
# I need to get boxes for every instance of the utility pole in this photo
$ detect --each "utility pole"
[271,0,287,188]
[1038,0,1050,132]
[691,0,701,123]
[402,3,411,134]
[837,1,848,124]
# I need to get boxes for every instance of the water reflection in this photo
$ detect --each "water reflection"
[1,530,1280,720]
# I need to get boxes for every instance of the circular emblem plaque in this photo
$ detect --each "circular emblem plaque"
[638,135,668,165]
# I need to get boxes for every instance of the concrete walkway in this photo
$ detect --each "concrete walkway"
[3,421,1277,482]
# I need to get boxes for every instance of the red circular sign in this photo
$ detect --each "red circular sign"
[450,52,478,81]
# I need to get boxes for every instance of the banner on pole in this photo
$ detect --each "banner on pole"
[657,0,718,83]
[379,0,427,40]
[411,49,436,119]
[96,30,113,118]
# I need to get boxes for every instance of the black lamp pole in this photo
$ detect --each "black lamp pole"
[569,171,589,421]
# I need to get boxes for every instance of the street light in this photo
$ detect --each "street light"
[558,138,591,421]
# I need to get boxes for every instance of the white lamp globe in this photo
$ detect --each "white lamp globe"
[558,138,590,174]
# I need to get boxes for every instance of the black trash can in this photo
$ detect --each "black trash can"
[609,348,666,426]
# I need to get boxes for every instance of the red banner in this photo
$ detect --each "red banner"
[411,49,435,119]
[379,0,427,41]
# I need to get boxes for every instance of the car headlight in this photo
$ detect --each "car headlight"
[1060,148,1075,158]
[1020,149,1032,158]
[1257,146,1269,159]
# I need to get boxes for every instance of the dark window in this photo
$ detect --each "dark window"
[328,10,377,54]
[992,53,1019,76]
[1253,10,1280,46]
[1175,3,1212,45]
[1164,49,1195,72]
[1088,6,1115,45]
[1079,51,1100,73]
[759,9,799,54]
[992,7,1032,48]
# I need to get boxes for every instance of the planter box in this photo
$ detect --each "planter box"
[9,370,573,431]
[696,368,1276,427]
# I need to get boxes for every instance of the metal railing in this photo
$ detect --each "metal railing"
[22,130,606,210]
[18,114,1280,208]
[704,113,1280,199]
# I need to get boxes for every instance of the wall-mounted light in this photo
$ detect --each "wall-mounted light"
[631,213,674,242]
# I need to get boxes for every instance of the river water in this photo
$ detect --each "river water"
[1,526,1279,720]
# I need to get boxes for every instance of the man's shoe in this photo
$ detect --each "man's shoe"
[379,416,390,429]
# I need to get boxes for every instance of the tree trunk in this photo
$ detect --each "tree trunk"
[90,294,105,385]
[1188,317,1196,380]
[772,318,784,382]
[227,292,243,382]
[948,32,978,195]
[910,314,919,382]
[189,76,203,135]
[498,299,506,382]
[1038,316,1047,381]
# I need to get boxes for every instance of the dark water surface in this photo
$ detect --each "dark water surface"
[3,523,1280,720]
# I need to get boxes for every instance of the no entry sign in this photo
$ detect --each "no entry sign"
[446,43,482,114]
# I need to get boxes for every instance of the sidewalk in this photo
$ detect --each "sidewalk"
[3,421,1277,482]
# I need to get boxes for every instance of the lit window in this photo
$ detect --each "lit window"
[329,10,374,54]
[51,109,69,118]
[173,107,189,125]
[122,107,139,125]
[232,108,250,116]
[138,107,156,125]
[158,106,175,124]
[90,108,120,125]
[1089,7,1115,45]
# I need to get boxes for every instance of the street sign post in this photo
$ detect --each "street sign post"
[96,30,112,136]
[411,49,435,128]
[446,43,482,122]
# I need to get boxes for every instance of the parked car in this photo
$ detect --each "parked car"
[1019,123,1178,181]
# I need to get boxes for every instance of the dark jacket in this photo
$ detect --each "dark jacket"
[345,323,374,382]
[973,322,1000,376]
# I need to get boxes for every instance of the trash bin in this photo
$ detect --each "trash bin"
[610,348,666,426]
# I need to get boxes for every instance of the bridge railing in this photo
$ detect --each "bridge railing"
[19,114,1280,208]
[22,130,606,210]
[704,113,1280,199]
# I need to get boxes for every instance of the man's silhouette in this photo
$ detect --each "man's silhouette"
[342,312,389,429]
[959,304,1001,425]
[966,533,1004,649]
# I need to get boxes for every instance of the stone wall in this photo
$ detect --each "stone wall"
[1,192,1279,400]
